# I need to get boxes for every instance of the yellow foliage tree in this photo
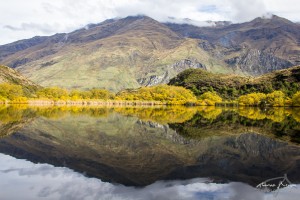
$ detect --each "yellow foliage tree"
[198,92,222,106]
[116,85,197,104]
[90,89,115,100]
[238,93,266,106]
[292,91,300,107]
[37,87,68,100]
[266,91,285,107]
[0,83,24,100]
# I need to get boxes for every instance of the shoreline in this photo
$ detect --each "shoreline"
[1,99,299,107]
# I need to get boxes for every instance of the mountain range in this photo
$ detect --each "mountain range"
[0,15,299,91]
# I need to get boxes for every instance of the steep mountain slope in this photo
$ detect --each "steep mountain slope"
[1,15,299,91]
[166,15,300,75]
[169,66,300,99]
[0,65,39,94]
[0,16,228,91]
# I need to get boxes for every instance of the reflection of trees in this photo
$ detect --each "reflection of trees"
[31,106,110,119]
[237,107,299,123]
[1,105,299,124]
[0,105,35,138]
[0,105,33,123]
[1,105,300,143]
[238,107,266,120]
[292,108,300,122]
[196,106,223,120]
[265,108,287,122]
[169,106,300,144]
[113,106,198,124]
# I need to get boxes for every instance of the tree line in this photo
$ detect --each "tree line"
[0,82,299,106]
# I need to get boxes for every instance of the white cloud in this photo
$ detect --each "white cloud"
[226,0,267,22]
[0,0,299,45]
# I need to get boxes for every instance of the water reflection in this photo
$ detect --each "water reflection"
[0,153,299,200]
[1,105,300,124]
[0,105,299,189]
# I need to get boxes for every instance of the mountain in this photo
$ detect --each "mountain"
[169,65,300,99]
[0,15,299,91]
[0,65,39,94]
[166,15,300,75]
[0,16,228,91]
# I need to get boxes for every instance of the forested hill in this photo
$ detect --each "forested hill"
[169,66,300,99]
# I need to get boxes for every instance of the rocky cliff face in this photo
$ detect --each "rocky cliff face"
[166,15,300,76]
[137,59,206,86]
[225,49,294,75]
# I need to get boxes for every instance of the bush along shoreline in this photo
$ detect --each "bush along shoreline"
[0,83,299,107]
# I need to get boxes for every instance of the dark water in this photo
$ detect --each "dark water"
[0,105,299,200]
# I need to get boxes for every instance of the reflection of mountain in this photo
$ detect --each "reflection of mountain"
[166,133,300,186]
[0,108,299,187]
[171,108,300,143]
[0,113,194,186]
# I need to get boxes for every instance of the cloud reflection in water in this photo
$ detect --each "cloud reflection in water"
[0,153,298,200]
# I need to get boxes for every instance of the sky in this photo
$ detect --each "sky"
[0,0,299,45]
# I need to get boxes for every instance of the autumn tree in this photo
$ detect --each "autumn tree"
[198,91,222,106]
[292,91,300,106]
[0,83,24,100]
[116,85,197,104]
[37,87,68,100]
[90,89,115,100]
[266,91,285,107]
[238,93,266,106]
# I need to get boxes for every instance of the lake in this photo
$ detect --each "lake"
[0,105,299,200]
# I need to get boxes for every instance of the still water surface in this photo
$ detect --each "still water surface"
[0,105,299,199]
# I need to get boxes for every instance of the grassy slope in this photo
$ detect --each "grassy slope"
[2,17,230,92]
[0,65,40,95]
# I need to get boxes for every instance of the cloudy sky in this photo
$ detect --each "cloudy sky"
[0,0,299,45]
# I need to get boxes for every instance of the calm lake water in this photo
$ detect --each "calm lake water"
[0,105,299,200]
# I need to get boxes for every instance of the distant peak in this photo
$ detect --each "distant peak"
[123,15,154,21]
[251,14,292,24]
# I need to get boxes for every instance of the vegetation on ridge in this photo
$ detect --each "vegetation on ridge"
[169,66,300,100]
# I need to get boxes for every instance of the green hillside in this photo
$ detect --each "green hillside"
[169,66,300,99]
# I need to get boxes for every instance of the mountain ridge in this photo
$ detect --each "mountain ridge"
[0,15,299,91]
[166,15,300,75]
